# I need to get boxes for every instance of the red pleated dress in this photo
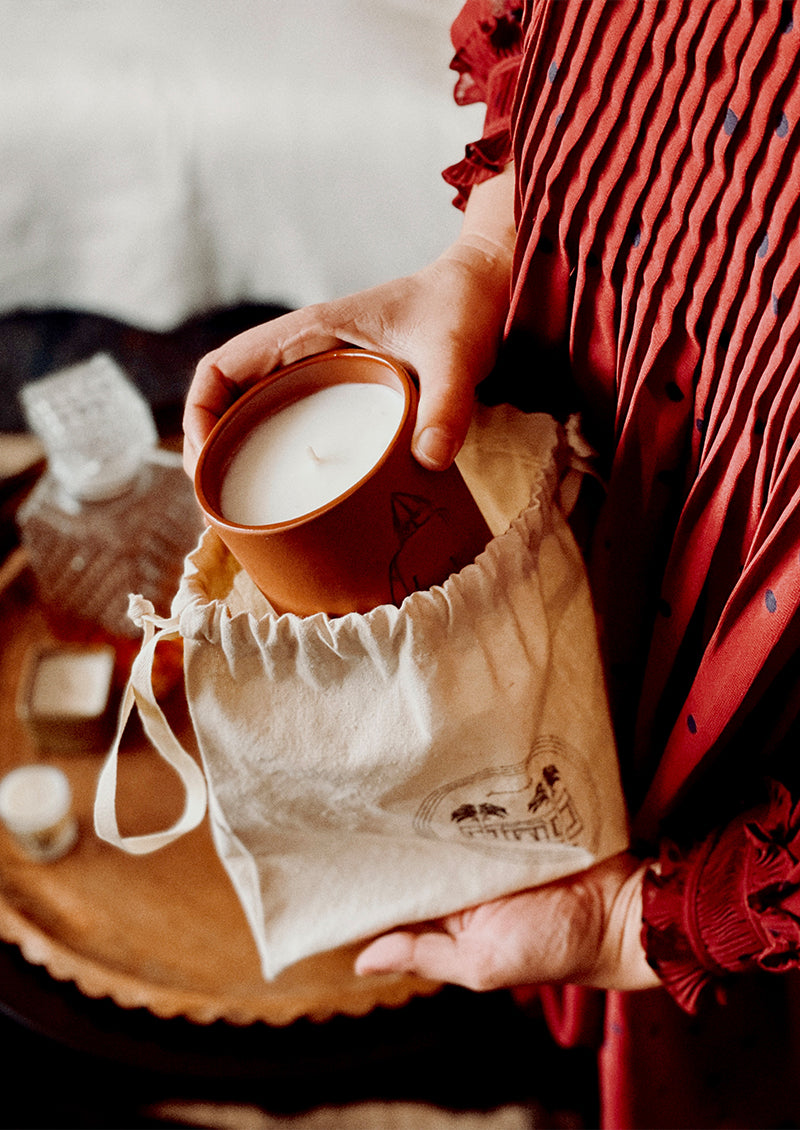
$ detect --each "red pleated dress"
[445,2,800,1126]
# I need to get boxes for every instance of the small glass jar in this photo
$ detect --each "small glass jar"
[0,765,78,862]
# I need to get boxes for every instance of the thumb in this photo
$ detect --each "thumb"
[355,929,460,983]
[410,365,477,472]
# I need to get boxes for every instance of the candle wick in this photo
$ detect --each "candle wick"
[307,445,323,463]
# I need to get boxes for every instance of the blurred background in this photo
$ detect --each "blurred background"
[0,0,482,430]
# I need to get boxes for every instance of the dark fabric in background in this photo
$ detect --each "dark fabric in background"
[0,304,291,434]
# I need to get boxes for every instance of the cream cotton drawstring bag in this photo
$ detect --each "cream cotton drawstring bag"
[94,406,628,981]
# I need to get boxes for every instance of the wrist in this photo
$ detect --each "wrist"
[588,854,662,992]
[440,163,516,298]
[438,234,513,298]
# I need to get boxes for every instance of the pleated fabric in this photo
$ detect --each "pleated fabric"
[495,0,800,830]
[445,3,800,1127]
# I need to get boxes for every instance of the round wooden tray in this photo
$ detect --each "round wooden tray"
[0,548,437,1026]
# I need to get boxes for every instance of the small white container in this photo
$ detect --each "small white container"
[0,765,78,861]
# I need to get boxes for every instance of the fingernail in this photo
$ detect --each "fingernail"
[354,956,387,978]
[414,427,456,470]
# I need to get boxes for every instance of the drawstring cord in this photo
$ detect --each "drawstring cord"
[94,596,207,854]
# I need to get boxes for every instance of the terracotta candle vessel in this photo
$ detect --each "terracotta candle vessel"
[194,348,491,617]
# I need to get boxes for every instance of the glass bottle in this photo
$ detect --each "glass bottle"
[16,354,203,644]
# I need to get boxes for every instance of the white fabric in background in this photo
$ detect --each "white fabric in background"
[0,0,481,329]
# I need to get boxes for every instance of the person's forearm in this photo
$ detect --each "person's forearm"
[440,164,516,316]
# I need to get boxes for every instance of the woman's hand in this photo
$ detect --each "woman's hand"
[355,852,662,994]
[183,167,516,477]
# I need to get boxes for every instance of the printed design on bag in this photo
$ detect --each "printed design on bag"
[413,735,600,856]
[388,492,456,602]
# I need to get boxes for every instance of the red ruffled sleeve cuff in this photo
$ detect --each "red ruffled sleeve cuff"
[443,1,524,208]
[641,781,800,1013]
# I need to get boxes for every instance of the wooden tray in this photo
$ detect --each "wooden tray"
[0,548,437,1026]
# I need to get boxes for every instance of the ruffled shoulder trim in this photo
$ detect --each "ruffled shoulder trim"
[444,2,524,208]
[443,127,515,209]
[450,1,525,104]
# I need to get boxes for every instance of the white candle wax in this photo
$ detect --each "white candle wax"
[220,382,404,526]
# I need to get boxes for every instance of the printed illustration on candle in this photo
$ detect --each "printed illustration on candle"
[389,492,457,603]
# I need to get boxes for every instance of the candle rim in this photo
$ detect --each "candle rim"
[195,349,415,532]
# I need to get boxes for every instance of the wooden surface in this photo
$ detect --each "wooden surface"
[0,547,437,1026]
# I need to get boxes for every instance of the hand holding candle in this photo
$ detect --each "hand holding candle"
[183,185,515,481]
[194,350,491,617]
